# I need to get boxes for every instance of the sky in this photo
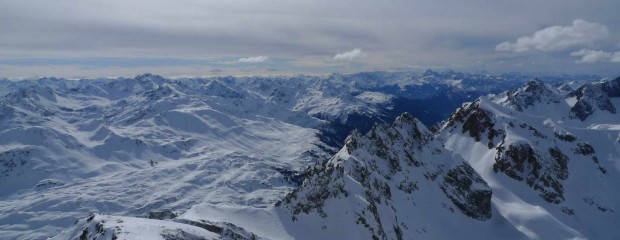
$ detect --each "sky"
[1,0,619,79]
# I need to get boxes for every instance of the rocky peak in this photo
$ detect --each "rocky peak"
[393,112,426,139]
[343,129,363,153]
[601,76,620,97]
[393,112,415,124]
[440,95,575,204]
[523,79,545,92]
[568,78,619,120]
[134,73,167,85]
[277,113,492,239]
[422,69,440,78]
[442,101,503,149]
[501,79,561,111]
[440,79,615,207]
[127,73,168,94]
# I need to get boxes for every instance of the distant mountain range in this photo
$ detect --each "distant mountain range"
[0,71,616,239]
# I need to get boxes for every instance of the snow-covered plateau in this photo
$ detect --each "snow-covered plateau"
[0,71,616,239]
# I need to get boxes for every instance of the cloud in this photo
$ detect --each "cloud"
[237,56,269,63]
[496,19,610,52]
[334,48,367,61]
[2,1,620,75]
[570,49,620,63]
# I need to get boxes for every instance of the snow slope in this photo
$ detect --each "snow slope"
[274,113,518,240]
[437,78,620,239]
[0,74,334,239]
[260,77,620,240]
[0,71,606,239]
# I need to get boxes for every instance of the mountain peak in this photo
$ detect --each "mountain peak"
[393,112,427,139]
[422,69,440,77]
[134,73,167,85]
[602,76,620,97]
[496,78,561,111]
[568,77,619,120]
[394,112,416,125]
[523,78,545,91]
[277,111,492,239]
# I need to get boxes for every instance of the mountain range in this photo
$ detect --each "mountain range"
[0,71,616,239]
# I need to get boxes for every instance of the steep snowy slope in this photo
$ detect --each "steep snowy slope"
[274,113,522,239]
[0,71,604,239]
[238,77,619,240]
[59,114,518,240]
[438,78,620,239]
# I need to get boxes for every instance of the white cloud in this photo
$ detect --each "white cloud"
[570,49,620,63]
[237,56,269,63]
[496,19,610,52]
[334,48,367,61]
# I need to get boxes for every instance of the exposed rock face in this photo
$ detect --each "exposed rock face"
[570,100,595,121]
[440,163,492,220]
[435,77,620,239]
[502,79,562,111]
[493,143,568,203]
[0,148,32,180]
[440,78,620,207]
[277,113,492,239]
[445,99,592,204]
[568,77,620,120]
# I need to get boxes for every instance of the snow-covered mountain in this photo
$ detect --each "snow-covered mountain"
[275,113,501,239]
[0,71,610,239]
[273,77,620,239]
[436,77,620,239]
[0,74,332,239]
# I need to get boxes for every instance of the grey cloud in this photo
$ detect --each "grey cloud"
[496,19,610,52]
[570,49,620,63]
[1,0,620,77]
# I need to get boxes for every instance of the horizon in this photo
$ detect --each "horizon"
[0,68,613,82]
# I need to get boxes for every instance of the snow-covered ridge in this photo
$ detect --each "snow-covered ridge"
[437,77,620,239]
[0,71,608,239]
[567,76,620,121]
[275,113,495,239]
[0,73,336,239]
[494,79,563,112]
[274,77,620,239]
